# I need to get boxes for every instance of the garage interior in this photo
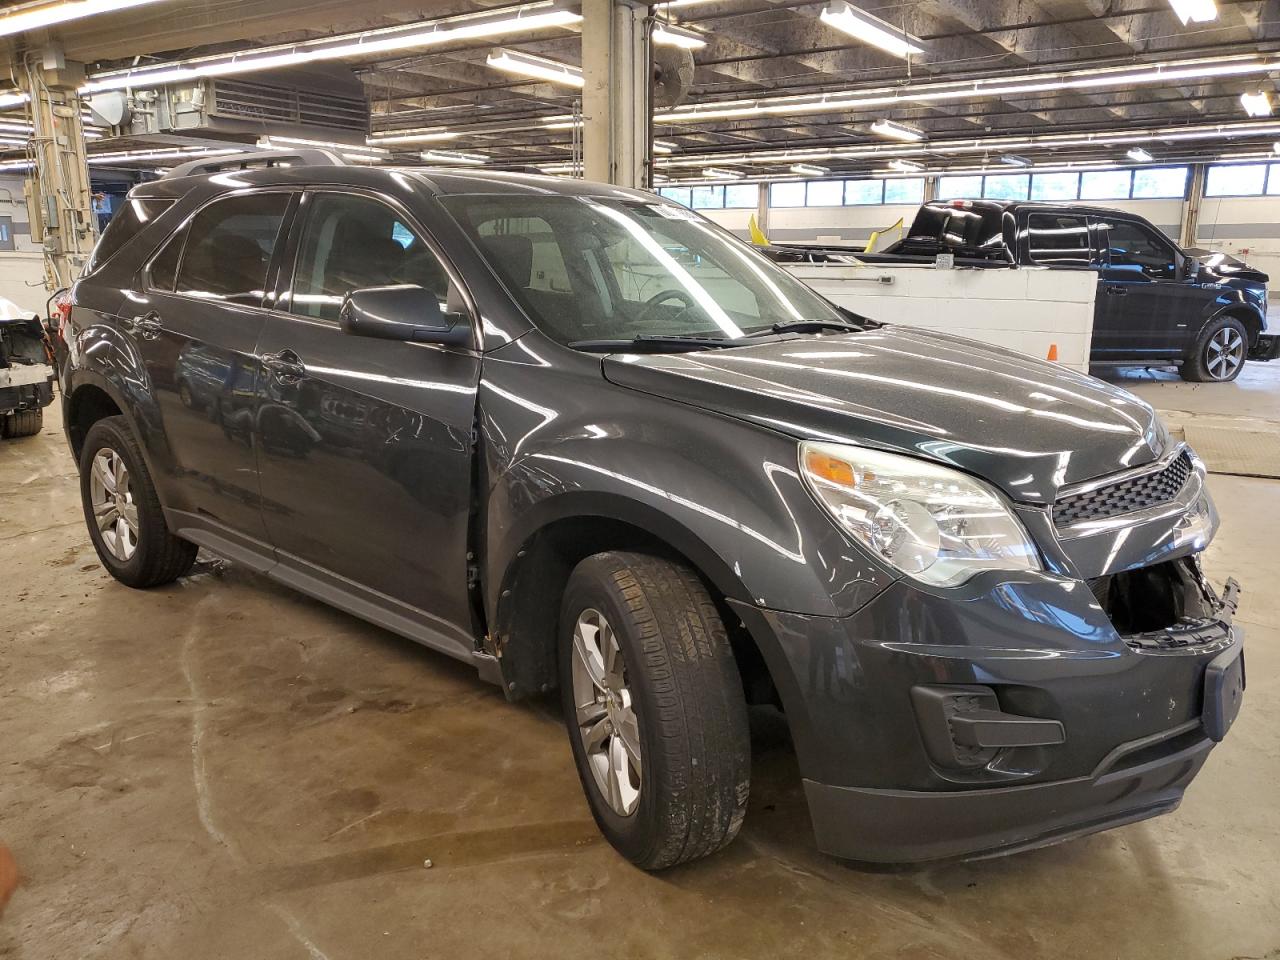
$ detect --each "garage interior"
[2,1,1280,958]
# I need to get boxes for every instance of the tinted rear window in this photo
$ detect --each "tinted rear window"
[88,197,174,272]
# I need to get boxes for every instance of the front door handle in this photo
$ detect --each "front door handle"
[123,311,163,340]
[261,349,306,382]
[1106,286,1128,297]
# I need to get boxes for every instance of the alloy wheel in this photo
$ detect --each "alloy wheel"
[89,447,139,561]
[1206,327,1245,380]
[570,607,643,816]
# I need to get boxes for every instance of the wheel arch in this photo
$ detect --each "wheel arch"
[489,495,783,715]
[65,378,129,460]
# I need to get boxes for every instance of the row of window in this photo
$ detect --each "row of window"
[658,160,1280,209]
[937,167,1190,203]
[1203,162,1280,197]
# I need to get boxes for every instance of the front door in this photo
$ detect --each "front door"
[1091,217,1203,358]
[253,190,481,654]
[128,190,293,548]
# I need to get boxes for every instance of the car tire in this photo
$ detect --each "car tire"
[1182,316,1248,382]
[79,415,197,588]
[2,407,42,438]
[558,551,751,871]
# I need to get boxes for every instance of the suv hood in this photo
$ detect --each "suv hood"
[604,326,1169,505]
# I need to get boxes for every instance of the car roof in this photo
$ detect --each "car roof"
[129,162,662,205]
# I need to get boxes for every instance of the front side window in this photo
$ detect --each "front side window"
[1026,214,1091,267]
[287,193,450,321]
[1101,220,1178,280]
[174,193,290,306]
[442,194,846,344]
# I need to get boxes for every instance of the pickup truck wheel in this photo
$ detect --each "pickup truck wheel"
[559,551,750,870]
[1183,316,1248,382]
[79,415,197,588]
[2,408,42,438]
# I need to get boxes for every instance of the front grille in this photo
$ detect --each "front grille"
[1054,451,1192,527]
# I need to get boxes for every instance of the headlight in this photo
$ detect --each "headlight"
[800,441,1042,587]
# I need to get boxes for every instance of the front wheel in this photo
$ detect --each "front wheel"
[1182,316,1248,382]
[558,551,750,871]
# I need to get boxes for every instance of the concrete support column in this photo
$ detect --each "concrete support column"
[582,0,647,187]
[1181,163,1205,249]
[19,47,96,292]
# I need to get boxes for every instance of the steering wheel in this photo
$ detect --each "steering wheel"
[636,288,698,326]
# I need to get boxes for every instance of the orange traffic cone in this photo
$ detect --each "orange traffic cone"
[1046,343,1059,362]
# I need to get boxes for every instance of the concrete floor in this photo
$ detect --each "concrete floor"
[2,374,1279,960]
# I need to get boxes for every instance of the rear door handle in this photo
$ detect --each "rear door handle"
[261,348,306,381]
[123,311,163,340]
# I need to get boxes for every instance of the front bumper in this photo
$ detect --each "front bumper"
[730,567,1244,863]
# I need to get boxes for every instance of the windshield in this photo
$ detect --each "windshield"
[439,194,846,344]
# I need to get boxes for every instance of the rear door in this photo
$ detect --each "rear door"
[131,190,294,551]
[252,188,481,655]
[1091,217,1199,358]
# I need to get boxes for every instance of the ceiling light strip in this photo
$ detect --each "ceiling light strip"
[78,1,581,94]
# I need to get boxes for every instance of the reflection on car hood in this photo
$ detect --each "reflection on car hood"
[604,326,1170,504]
[1184,247,1270,284]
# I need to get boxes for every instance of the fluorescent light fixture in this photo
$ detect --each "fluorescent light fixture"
[871,118,925,141]
[0,0,170,38]
[820,1,923,58]
[652,22,708,49]
[1126,147,1154,162]
[653,139,678,154]
[702,167,743,179]
[649,53,1276,125]
[80,2,581,94]
[421,149,487,165]
[1241,90,1272,117]
[486,48,583,87]
[259,134,388,155]
[790,163,829,176]
[87,147,240,165]
[887,158,924,172]
[370,128,459,145]
[1000,155,1030,166]
[1168,0,1217,24]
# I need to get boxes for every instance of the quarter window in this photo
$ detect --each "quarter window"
[89,197,175,272]
[148,225,186,291]
[1026,214,1091,267]
[174,193,289,306]
[287,193,450,322]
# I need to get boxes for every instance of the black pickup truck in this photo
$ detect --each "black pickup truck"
[765,198,1278,382]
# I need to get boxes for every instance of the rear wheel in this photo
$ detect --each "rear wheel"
[558,551,750,871]
[1182,316,1248,382]
[2,408,42,438]
[79,415,197,587]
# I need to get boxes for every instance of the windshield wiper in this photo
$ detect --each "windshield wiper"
[757,319,868,337]
[569,334,741,353]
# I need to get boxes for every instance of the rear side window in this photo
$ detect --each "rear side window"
[1026,214,1091,267]
[148,225,186,291]
[173,193,290,306]
[89,197,174,272]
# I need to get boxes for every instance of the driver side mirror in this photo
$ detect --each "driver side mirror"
[339,285,471,348]
[1180,257,1201,281]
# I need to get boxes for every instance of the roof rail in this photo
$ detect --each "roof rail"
[163,148,346,180]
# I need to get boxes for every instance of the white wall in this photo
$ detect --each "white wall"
[784,262,1097,373]
[1196,195,1280,281]
[0,175,48,316]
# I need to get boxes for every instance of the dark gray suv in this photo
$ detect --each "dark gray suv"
[57,153,1245,869]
